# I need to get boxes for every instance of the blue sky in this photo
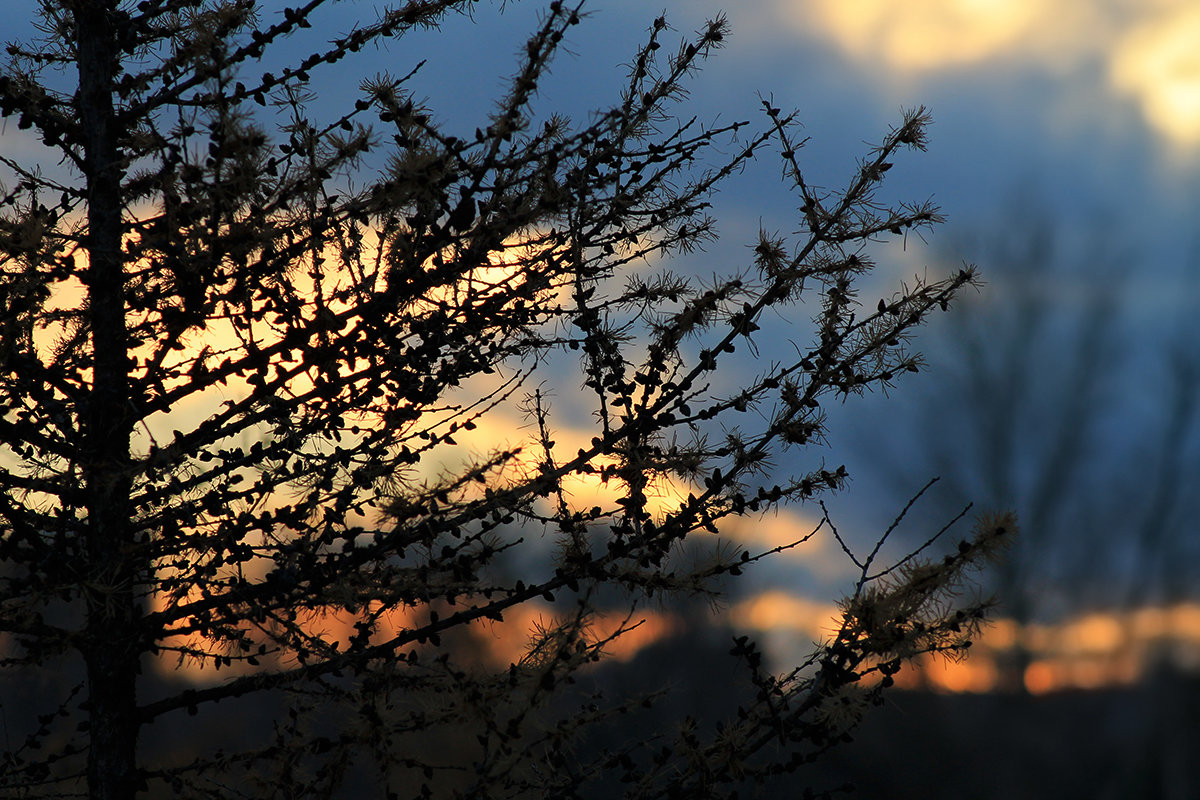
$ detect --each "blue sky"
[5,0,1200,614]
[7,0,1197,262]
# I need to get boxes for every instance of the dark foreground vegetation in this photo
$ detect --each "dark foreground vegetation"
[1,1,1010,797]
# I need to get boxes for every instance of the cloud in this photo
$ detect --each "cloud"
[729,589,842,641]
[719,507,861,580]
[761,0,1200,150]
[1110,4,1200,149]
[775,0,1098,73]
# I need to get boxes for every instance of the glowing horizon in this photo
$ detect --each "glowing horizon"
[732,593,1200,695]
[145,580,1200,698]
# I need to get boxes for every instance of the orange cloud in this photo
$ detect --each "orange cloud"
[729,589,843,641]
[730,589,1200,695]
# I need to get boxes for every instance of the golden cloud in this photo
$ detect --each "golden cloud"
[785,0,1096,73]
[1110,4,1200,148]
[767,0,1200,149]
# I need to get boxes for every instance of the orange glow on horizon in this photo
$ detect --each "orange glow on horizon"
[900,653,999,694]
[734,591,1200,695]
[147,552,1200,694]
[149,590,676,684]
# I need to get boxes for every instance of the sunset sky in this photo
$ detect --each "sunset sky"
[5,0,1200,693]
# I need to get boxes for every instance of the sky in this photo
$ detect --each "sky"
[5,0,1200,691]
[308,0,1200,687]
[7,0,1199,262]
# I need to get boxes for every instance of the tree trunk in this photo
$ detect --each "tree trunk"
[75,4,140,798]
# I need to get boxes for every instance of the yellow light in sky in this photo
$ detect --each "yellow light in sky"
[773,0,1200,150]
[800,0,1046,71]
[1110,4,1200,148]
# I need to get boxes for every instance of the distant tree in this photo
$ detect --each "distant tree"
[876,214,1200,690]
[0,2,1012,798]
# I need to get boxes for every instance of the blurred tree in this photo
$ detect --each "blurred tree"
[0,1,1011,798]
[876,212,1200,690]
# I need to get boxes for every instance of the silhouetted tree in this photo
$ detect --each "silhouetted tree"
[0,2,1012,798]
